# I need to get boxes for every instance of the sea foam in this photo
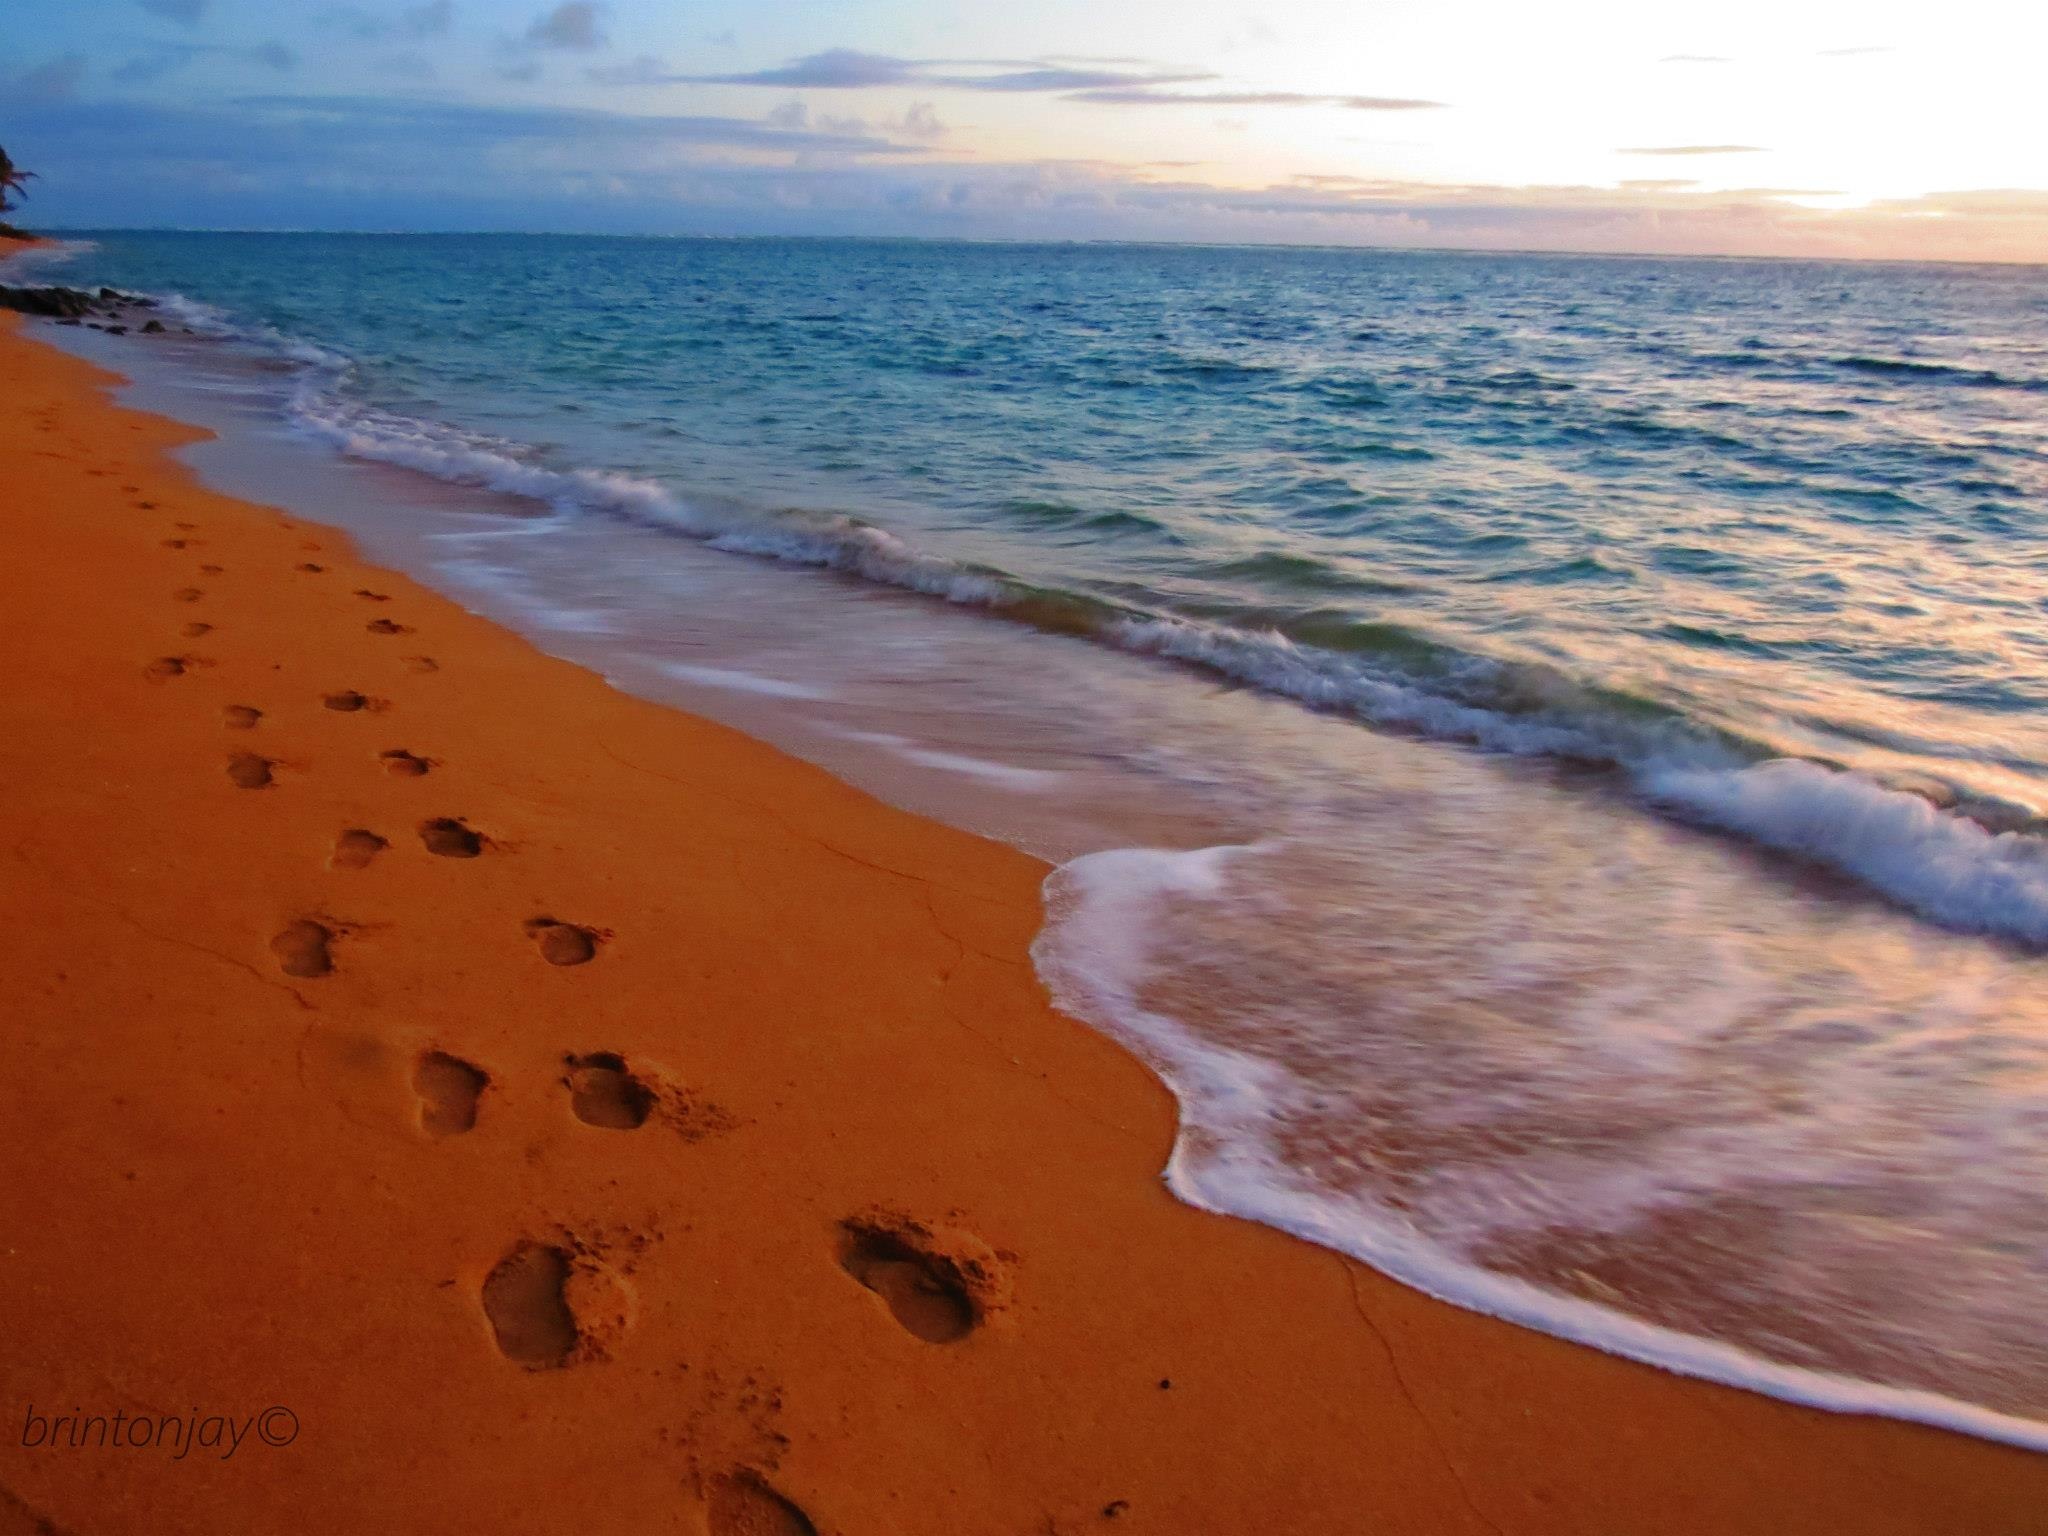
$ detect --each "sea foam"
[1032,842,2048,1452]
[252,339,2048,949]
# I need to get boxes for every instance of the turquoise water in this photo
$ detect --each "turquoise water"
[60,234,2048,876]
[26,233,2048,1443]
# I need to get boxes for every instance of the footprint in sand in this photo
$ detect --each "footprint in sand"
[331,828,389,870]
[226,753,275,789]
[199,564,224,576]
[837,1215,1010,1345]
[419,817,486,858]
[480,1244,577,1368]
[297,562,325,574]
[223,704,263,730]
[402,656,438,675]
[706,1473,819,1536]
[172,587,203,603]
[270,919,334,978]
[480,1240,632,1370]
[365,618,413,636]
[380,749,430,778]
[353,588,390,603]
[562,1053,654,1130]
[323,690,382,713]
[413,1049,488,1136]
[181,621,213,639]
[144,656,191,681]
[161,537,195,550]
[527,917,600,967]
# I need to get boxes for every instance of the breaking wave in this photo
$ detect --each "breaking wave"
[130,295,2048,950]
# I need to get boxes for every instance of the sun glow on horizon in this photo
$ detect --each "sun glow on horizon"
[2,0,2044,261]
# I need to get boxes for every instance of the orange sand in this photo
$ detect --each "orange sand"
[2,314,2044,1536]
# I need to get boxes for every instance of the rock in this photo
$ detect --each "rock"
[0,284,98,319]
[142,319,165,333]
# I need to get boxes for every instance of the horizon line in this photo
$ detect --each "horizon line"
[16,224,2047,271]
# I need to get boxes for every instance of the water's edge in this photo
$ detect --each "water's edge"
[16,235,2048,1453]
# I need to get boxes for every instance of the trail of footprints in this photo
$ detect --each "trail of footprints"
[153,515,1013,1532]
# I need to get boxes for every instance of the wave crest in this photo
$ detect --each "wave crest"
[110,287,2048,949]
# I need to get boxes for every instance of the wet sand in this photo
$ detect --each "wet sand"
[1,311,2044,1535]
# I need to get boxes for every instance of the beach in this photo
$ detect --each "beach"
[3,310,2048,1534]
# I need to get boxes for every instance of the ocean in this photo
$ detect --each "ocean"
[17,230,2048,1445]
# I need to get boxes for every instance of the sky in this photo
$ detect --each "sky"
[3,0,2045,261]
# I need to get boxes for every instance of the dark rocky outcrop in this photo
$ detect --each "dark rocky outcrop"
[0,285,162,324]
[0,285,95,318]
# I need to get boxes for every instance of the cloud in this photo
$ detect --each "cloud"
[218,93,920,159]
[587,54,673,86]
[898,102,944,140]
[112,40,299,83]
[1620,145,1765,156]
[1867,187,2048,217]
[953,66,1215,92]
[8,92,2043,263]
[687,49,923,88]
[1074,88,1443,110]
[320,1,455,41]
[7,54,88,102]
[683,48,1214,94]
[137,0,207,21]
[526,2,605,50]
[765,97,948,142]
[673,48,1438,110]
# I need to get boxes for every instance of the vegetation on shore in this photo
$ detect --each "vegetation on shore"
[0,145,35,240]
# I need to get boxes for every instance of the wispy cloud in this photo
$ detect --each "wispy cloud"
[1073,88,1443,110]
[625,47,1437,111]
[207,93,918,158]
[525,2,604,51]
[766,97,948,142]
[1620,144,1765,156]
[679,48,1214,94]
[7,54,89,102]
[9,92,2044,261]
[318,2,455,42]
[587,55,674,86]
[112,40,300,84]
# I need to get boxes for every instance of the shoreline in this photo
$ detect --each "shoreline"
[3,312,2045,1534]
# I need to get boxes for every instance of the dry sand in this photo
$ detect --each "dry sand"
[2,313,2044,1535]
